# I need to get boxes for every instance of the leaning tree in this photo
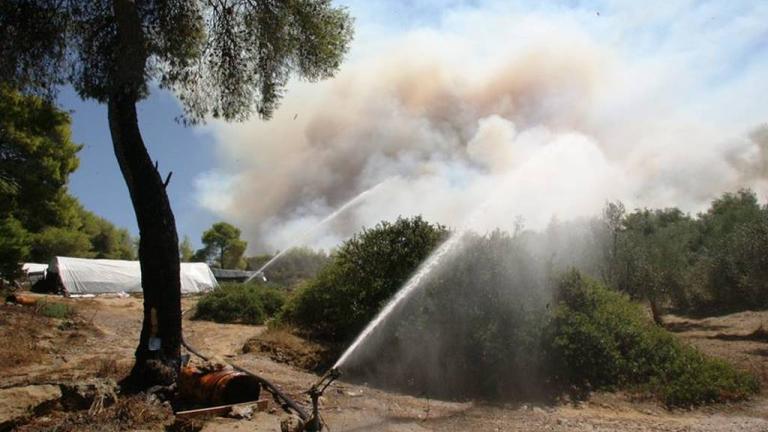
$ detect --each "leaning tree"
[0,0,353,388]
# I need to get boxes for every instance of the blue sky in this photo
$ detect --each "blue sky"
[60,0,768,251]
[61,86,218,248]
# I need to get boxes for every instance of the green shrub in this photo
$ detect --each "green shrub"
[193,283,287,325]
[547,270,759,406]
[280,216,448,341]
[38,302,73,319]
[654,346,759,406]
[256,285,288,317]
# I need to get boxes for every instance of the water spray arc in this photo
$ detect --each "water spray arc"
[245,178,394,283]
[332,168,523,371]
[334,228,468,369]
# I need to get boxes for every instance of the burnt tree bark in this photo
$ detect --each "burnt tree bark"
[110,0,182,388]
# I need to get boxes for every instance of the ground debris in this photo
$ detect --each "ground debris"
[59,378,118,413]
[167,417,205,432]
[280,414,305,432]
[15,393,173,432]
[0,384,62,431]
[228,403,254,419]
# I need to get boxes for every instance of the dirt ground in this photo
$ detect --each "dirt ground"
[2,294,768,431]
[665,311,768,386]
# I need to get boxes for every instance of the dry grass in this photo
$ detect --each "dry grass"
[665,312,768,389]
[0,305,50,371]
[94,358,132,381]
[0,302,103,380]
[711,323,768,342]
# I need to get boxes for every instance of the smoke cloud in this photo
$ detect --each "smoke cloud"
[195,1,768,252]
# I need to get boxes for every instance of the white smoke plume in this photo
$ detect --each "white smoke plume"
[195,1,768,253]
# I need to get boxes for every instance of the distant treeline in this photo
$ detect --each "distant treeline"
[1,87,135,280]
[551,189,768,317]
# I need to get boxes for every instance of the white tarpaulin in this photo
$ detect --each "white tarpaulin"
[22,263,49,275]
[49,256,218,295]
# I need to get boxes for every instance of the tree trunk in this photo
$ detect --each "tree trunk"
[649,298,664,326]
[109,0,182,389]
[108,94,182,388]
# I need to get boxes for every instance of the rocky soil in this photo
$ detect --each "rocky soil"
[1,293,767,431]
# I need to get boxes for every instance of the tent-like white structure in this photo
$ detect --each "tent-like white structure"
[22,263,49,275]
[49,256,218,295]
[22,262,49,284]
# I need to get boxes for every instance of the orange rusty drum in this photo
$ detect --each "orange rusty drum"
[180,366,261,406]
[8,294,37,306]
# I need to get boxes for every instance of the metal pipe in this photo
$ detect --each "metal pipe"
[304,368,341,431]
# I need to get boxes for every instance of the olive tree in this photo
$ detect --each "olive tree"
[0,0,353,388]
[614,208,697,324]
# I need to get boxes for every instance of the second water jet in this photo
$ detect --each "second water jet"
[246,178,394,283]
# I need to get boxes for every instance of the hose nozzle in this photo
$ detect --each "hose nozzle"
[305,368,342,431]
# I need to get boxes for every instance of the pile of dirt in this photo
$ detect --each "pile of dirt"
[242,328,336,373]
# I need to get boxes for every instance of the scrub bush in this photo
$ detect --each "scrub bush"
[280,216,448,341]
[548,270,759,406]
[193,283,286,325]
[38,301,73,319]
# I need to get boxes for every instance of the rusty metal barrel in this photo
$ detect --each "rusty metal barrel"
[179,365,261,406]
[6,293,38,306]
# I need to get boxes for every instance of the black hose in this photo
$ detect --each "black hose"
[180,336,310,421]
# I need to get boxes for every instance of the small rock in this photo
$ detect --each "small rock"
[36,340,54,351]
[280,414,305,432]
[533,406,545,414]
[229,404,254,420]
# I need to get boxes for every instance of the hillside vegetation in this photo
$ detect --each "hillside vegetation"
[194,190,768,406]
